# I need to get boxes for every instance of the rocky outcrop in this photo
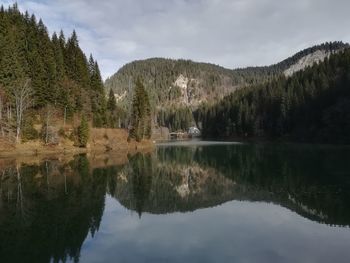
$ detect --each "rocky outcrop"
[284,49,332,77]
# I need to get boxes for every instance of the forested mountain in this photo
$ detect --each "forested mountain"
[199,48,350,143]
[1,3,348,143]
[0,4,110,139]
[105,41,348,132]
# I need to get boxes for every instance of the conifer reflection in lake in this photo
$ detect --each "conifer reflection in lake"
[0,143,350,263]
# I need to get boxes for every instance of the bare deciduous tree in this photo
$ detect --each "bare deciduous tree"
[0,92,3,137]
[0,93,3,121]
[43,104,59,145]
[10,79,33,143]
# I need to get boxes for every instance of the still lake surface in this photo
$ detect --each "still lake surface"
[0,141,350,263]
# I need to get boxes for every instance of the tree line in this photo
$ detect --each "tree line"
[198,48,350,143]
[0,4,124,144]
[105,42,348,133]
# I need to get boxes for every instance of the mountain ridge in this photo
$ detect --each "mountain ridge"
[105,41,349,132]
[105,41,350,107]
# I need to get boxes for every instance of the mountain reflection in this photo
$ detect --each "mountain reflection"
[0,143,349,262]
[112,145,350,226]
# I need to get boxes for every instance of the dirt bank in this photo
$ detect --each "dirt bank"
[0,128,154,159]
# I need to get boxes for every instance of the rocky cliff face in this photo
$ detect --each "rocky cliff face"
[284,49,332,77]
[173,74,190,104]
[170,74,214,106]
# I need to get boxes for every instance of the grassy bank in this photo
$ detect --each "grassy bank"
[0,128,154,158]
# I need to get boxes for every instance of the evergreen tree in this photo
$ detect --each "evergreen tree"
[89,55,107,127]
[77,115,89,147]
[107,89,117,112]
[200,48,350,144]
[129,78,152,141]
[0,5,109,129]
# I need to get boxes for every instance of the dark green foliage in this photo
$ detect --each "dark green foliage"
[200,49,350,144]
[129,78,152,141]
[0,4,108,127]
[77,115,89,147]
[107,88,117,112]
[110,145,350,225]
[158,106,193,132]
[106,88,127,128]
[21,115,39,142]
[129,153,153,217]
[0,156,110,263]
[1,146,350,263]
[89,55,107,127]
[105,42,348,131]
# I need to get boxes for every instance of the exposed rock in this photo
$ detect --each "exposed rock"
[174,74,190,104]
[114,91,127,102]
[284,50,331,77]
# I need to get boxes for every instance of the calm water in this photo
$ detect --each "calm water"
[0,142,350,263]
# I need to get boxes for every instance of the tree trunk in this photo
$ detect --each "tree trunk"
[11,79,32,144]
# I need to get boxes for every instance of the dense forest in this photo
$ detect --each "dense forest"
[128,78,152,141]
[0,4,124,144]
[106,42,348,103]
[199,48,350,143]
[106,42,348,133]
[105,58,240,132]
[0,156,114,263]
[1,4,349,143]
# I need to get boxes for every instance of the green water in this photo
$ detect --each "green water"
[0,142,349,263]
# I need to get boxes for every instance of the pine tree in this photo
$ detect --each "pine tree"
[89,55,107,127]
[107,88,117,112]
[129,78,152,141]
[0,5,109,141]
[77,115,89,147]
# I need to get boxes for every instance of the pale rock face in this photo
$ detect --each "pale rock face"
[174,74,190,104]
[114,91,127,102]
[284,50,331,77]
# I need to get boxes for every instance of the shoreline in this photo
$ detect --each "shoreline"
[0,142,155,159]
[0,128,155,159]
[0,142,155,171]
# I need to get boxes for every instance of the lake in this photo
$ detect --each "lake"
[0,141,350,263]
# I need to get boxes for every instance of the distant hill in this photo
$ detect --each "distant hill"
[200,47,350,143]
[105,42,348,131]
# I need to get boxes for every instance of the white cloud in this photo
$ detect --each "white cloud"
[2,0,350,80]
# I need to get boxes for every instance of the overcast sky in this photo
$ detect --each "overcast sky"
[2,0,350,80]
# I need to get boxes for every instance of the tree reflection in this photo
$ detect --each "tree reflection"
[0,143,349,263]
[0,156,113,263]
[114,145,350,226]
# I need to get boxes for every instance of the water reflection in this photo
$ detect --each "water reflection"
[114,145,350,225]
[0,156,111,263]
[0,143,349,262]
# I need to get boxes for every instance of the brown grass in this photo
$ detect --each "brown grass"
[0,128,154,159]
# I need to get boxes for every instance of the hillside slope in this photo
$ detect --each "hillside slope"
[106,42,347,107]
[200,48,350,143]
[105,42,348,132]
